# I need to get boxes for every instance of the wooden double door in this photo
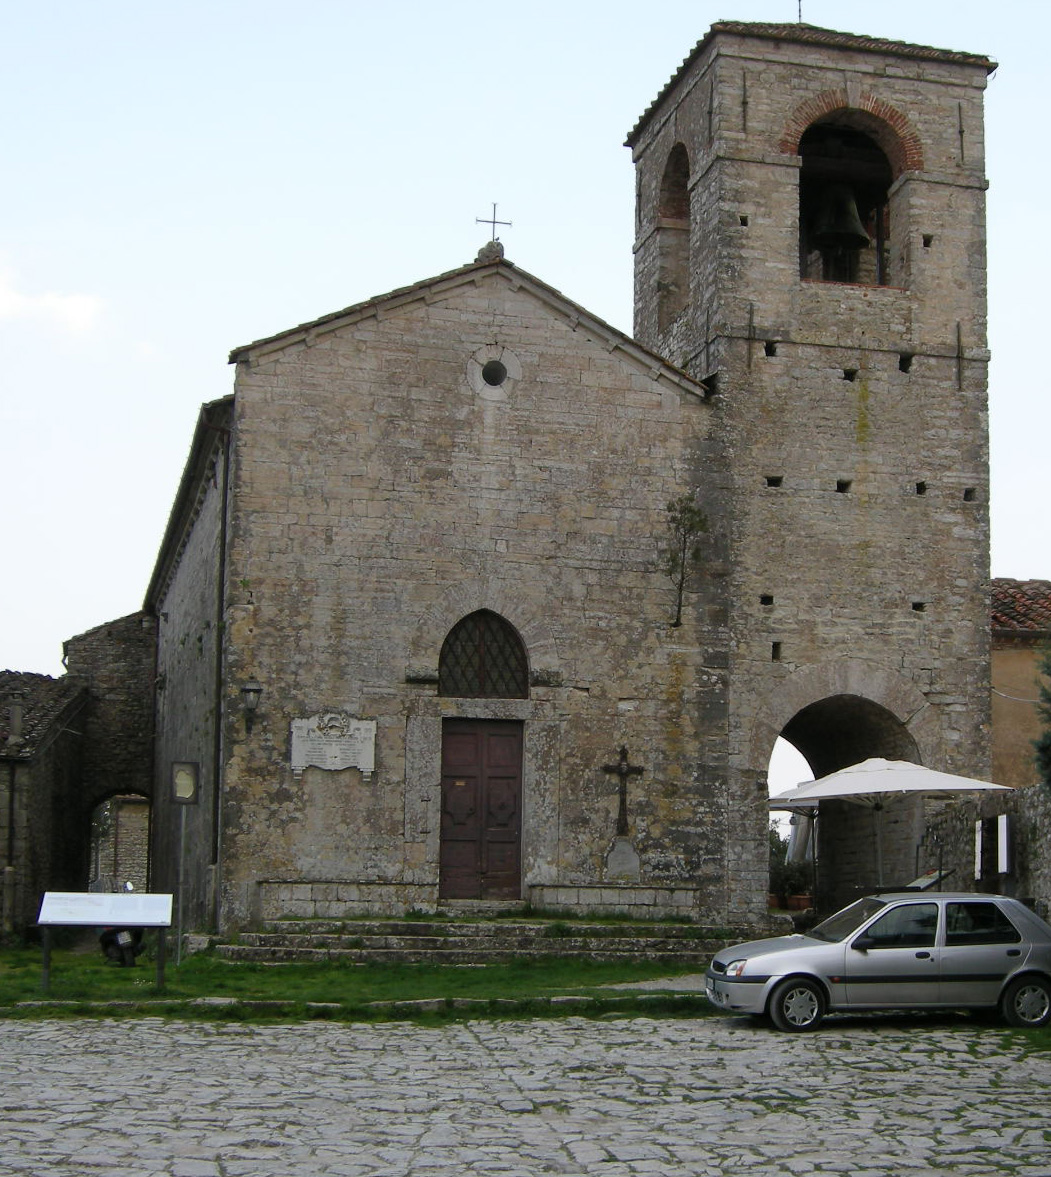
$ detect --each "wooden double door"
[439,720,523,900]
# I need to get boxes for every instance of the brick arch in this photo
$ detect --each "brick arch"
[778,90,924,177]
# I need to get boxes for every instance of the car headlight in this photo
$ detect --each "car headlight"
[724,959,748,978]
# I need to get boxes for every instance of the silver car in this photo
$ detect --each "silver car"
[706,893,1051,1031]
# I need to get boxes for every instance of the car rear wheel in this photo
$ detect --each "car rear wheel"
[1001,976,1051,1028]
[768,978,826,1032]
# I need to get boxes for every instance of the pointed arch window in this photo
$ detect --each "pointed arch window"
[438,610,529,699]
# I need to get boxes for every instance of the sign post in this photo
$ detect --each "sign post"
[171,761,200,967]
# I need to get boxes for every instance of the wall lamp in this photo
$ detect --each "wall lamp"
[241,681,263,733]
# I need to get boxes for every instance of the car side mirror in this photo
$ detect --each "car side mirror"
[852,935,874,952]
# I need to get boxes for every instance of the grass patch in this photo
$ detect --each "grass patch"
[1000,1023,1051,1054]
[0,945,709,1024]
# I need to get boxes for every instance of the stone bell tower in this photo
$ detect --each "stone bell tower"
[628,23,996,913]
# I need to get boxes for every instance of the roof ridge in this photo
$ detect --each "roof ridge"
[228,255,496,362]
[225,255,708,395]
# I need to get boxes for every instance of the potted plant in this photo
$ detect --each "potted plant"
[769,824,813,909]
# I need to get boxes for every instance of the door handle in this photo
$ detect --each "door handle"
[1007,949,1021,957]
[915,951,931,959]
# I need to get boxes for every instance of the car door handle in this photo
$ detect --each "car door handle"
[1007,949,1021,957]
[915,951,931,959]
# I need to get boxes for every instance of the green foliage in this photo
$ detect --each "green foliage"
[1035,645,1051,789]
[662,492,708,627]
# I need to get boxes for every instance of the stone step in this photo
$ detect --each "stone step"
[211,917,751,966]
[256,918,740,940]
[215,943,720,966]
[228,932,732,954]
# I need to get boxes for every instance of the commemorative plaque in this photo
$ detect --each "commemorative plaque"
[291,712,376,779]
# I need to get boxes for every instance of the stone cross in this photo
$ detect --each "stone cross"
[602,746,644,837]
[476,202,512,241]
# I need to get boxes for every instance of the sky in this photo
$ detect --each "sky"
[2,0,1047,698]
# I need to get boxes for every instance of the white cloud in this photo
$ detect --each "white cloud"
[0,267,104,335]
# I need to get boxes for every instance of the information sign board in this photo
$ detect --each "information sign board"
[38,892,173,927]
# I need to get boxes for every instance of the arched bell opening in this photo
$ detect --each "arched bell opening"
[799,122,894,286]
[656,143,691,331]
[772,695,921,913]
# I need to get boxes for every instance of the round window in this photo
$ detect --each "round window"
[481,360,508,387]
[467,345,521,399]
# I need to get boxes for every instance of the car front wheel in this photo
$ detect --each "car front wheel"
[768,977,826,1032]
[1002,975,1051,1028]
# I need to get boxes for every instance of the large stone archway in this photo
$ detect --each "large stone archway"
[751,660,937,910]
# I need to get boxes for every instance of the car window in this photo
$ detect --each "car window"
[858,902,938,949]
[945,901,1022,946]
[809,897,886,942]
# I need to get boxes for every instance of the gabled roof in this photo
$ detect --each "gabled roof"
[626,21,996,148]
[226,250,709,399]
[0,670,87,760]
[991,579,1051,636]
[149,251,710,612]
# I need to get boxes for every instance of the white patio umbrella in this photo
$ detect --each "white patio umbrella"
[769,757,1013,887]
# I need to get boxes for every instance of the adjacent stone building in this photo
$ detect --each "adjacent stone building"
[1,672,88,936]
[991,578,1051,788]
[144,22,999,932]
[935,578,1051,916]
[0,614,156,937]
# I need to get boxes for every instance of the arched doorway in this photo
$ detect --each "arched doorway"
[88,794,151,892]
[773,695,921,911]
[437,611,528,900]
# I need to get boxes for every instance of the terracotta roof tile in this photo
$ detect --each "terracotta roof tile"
[991,578,1051,633]
[0,670,87,759]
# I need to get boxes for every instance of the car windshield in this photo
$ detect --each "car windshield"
[807,897,887,942]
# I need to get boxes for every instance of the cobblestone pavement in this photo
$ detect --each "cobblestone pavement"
[3,1014,1050,1176]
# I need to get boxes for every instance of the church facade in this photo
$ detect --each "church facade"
[148,22,996,931]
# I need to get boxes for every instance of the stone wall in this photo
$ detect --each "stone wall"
[929,784,1051,919]
[150,409,231,929]
[992,635,1046,788]
[89,794,150,892]
[64,612,157,812]
[217,267,726,930]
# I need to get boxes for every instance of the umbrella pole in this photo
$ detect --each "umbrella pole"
[811,810,819,908]
[875,802,885,889]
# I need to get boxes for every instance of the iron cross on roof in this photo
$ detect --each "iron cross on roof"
[476,202,512,241]
[602,746,644,838]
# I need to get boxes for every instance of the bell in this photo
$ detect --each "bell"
[812,183,870,251]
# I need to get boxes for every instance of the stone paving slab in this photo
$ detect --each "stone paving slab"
[2,1015,1050,1176]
